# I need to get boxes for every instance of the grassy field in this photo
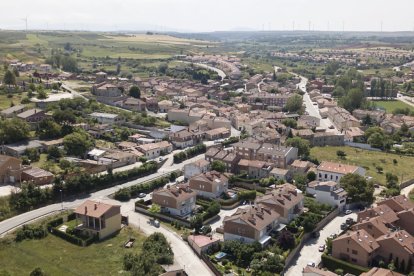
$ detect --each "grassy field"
[372,100,414,114]
[0,92,31,110]
[310,146,414,185]
[0,227,144,276]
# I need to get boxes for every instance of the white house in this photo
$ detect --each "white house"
[316,161,365,183]
[306,181,347,210]
[90,112,124,125]
[183,159,210,179]
[137,141,172,159]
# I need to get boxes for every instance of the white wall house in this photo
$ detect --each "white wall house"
[316,161,365,183]
[307,181,347,210]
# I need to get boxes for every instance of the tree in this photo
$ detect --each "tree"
[30,267,46,276]
[3,70,16,87]
[148,204,161,217]
[286,137,310,157]
[340,174,374,204]
[129,86,141,99]
[307,171,316,182]
[368,132,385,149]
[36,119,62,139]
[285,94,303,113]
[0,118,30,144]
[336,150,347,159]
[282,118,297,128]
[158,63,168,74]
[277,230,295,250]
[63,130,94,157]
[211,160,226,173]
[47,146,63,160]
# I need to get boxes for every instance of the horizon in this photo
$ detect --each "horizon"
[1,0,414,33]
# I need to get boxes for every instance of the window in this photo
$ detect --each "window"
[351,258,357,263]
[351,250,358,255]
[325,174,327,179]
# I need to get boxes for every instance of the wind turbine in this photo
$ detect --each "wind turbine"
[21,16,28,32]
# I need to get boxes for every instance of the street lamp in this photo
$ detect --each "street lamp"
[60,189,63,210]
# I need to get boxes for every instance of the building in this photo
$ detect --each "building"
[122,97,146,112]
[90,112,124,125]
[31,93,76,108]
[170,129,195,149]
[17,108,46,123]
[269,167,290,182]
[332,229,379,267]
[290,160,314,175]
[306,181,347,210]
[94,83,122,97]
[184,159,210,179]
[256,184,304,224]
[204,127,231,141]
[21,167,54,185]
[302,266,339,276]
[137,141,172,159]
[316,161,365,183]
[360,267,405,276]
[188,235,220,256]
[189,171,228,199]
[237,159,272,178]
[223,204,280,245]
[2,140,43,157]
[152,184,197,217]
[0,155,24,184]
[327,107,360,131]
[256,144,298,168]
[311,132,345,147]
[0,105,26,118]
[74,200,122,240]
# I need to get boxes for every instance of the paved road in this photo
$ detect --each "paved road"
[284,212,357,276]
[0,154,205,237]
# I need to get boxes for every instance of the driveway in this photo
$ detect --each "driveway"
[284,212,357,276]
[101,198,213,276]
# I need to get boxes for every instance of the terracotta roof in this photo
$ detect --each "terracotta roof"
[74,200,119,218]
[256,183,304,210]
[376,230,414,255]
[334,229,379,253]
[360,267,405,276]
[188,235,219,248]
[317,161,359,174]
[357,205,399,224]
[224,204,280,231]
[138,141,171,152]
[302,266,338,276]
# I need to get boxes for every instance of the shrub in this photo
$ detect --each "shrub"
[322,254,369,275]
[15,224,47,242]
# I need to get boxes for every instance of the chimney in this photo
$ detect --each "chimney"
[94,203,97,210]
[84,206,87,214]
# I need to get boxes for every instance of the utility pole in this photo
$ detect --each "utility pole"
[21,16,28,32]
[308,21,311,32]
[381,21,383,32]
[342,21,345,32]
[292,21,295,31]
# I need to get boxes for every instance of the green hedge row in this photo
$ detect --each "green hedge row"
[321,254,369,275]
[114,176,170,201]
[173,144,206,163]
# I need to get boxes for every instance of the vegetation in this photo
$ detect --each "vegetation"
[173,144,206,163]
[322,254,369,275]
[340,174,374,204]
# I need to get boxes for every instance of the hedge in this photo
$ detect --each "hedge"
[47,217,64,230]
[321,254,369,275]
[49,226,97,247]
[114,176,170,201]
[173,144,206,163]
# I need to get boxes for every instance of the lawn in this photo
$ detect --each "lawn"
[0,226,144,276]
[0,92,32,110]
[371,100,414,114]
[310,146,414,185]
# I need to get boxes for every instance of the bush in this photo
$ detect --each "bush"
[114,176,170,201]
[15,224,47,242]
[322,254,369,275]
[173,144,206,163]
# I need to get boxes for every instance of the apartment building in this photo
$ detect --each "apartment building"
[306,181,347,210]
[189,171,228,199]
[316,161,365,183]
[152,184,197,217]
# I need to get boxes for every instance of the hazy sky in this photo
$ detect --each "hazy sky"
[1,0,414,32]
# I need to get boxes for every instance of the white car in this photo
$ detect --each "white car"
[307,262,316,267]
[345,210,352,215]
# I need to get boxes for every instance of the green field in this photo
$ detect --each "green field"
[372,100,414,114]
[310,146,414,185]
[0,227,144,276]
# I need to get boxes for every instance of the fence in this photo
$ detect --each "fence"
[201,253,222,276]
[344,142,381,151]
[135,206,191,228]
[400,178,414,190]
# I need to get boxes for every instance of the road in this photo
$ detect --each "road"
[0,154,205,237]
[281,66,337,132]
[284,212,357,276]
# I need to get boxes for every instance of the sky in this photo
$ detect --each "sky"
[1,0,414,33]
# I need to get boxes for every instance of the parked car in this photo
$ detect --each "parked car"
[346,218,354,225]
[159,157,163,161]
[307,262,316,267]
[329,125,335,129]
[341,223,348,230]
[153,219,160,228]
[312,231,320,238]
[345,209,352,215]
[329,233,337,239]
[318,245,325,252]
[138,193,146,198]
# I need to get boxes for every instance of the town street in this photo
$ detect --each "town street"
[284,212,357,276]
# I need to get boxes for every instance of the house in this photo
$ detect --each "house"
[122,97,146,112]
[204,127,231,141]
[205,147,221,162]
[316,161,365,183]
[21,167,54,185]
[94,83,122,97]
[302,266,339,276]
[189,171,228,199]
[0,105,26,118]
[2,140,43,157]
[332,229,379,267]
[352,217,390,238]
[233,141,262,160]
[137,141,172,159]
[103,151,138,168]
[256,144,298,168]
[311,132,345,147]
[290,160,314,175]
[306,181,347,210]
[17,108,46,123]
[344,127,365,142]
[352,109,386,123]
[183,159,210,179]
[360,267,405,276]
[31,93,76,108]
[158,100,174,113]
[223,204,280,245]
[270,167,290,182]
[0,155,24,184]
[188,235,220,256]
[377,194,414,213]
[170,129,195,149]
[327,107,360,131]
[90,112,124,125]
[152,184,197,217]
[255,184,304,224]
[74,200,122,240]
[237,159,272,178]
